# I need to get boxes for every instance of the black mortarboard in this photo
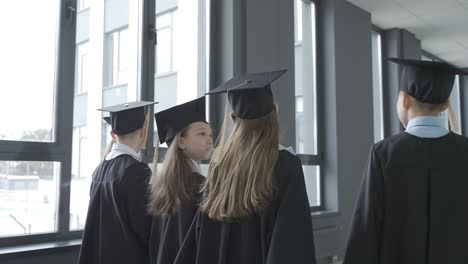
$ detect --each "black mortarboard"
[206,70,287,119]
[97,101,157,135]
[154,97,207,145]
[388,58,468,104]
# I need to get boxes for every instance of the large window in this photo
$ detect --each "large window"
[69,0,142,230]
[153,0,210,145]
[0,1,58,142]
[0,161,60,237]
[0,0,77,246]
[294,0,321,209]
[372,30,384,142]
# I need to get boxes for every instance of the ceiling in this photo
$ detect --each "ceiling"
[347,0,468,68]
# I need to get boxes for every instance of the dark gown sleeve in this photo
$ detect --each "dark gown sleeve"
[121,163,153,250]
[343,146,384,264]
[266,154,317,264]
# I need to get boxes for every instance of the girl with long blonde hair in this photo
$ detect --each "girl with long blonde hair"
[148,97,213,264]
[175,70,317,264]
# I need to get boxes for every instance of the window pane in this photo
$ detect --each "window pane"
[76,42,90,94]
[78,0,90,11]
[70,1,141,230]
[303,165,320,207]
[157,13,172,29]
[154,1,209,144]
[156,27,172,74]
[0,1,59,142]
[294,1,317,154]
[0,161,60,237]
[295,0,303,42]
[372,31,384,142]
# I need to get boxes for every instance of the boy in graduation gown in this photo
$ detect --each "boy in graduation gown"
[174,70,317,264]
[78,101,157,264]
[344,59,468,264]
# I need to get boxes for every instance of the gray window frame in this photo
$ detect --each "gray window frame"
[297,0,323,212]
[0,0,80,248]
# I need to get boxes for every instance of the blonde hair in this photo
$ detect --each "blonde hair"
[148,127,197,215]
[200,107,279,220]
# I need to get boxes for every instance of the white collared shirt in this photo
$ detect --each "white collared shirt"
[405,116,449,138]
[189,159,202,174]
[105,143,142,162]
[279,144,296,155]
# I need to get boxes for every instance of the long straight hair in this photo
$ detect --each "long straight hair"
[148,127,197,215]
[201,107,279,220]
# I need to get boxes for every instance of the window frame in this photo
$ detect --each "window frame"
[371,28,385,142]
[294,0,323,212]
[0,0,80,247]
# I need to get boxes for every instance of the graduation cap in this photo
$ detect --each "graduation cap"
[206,70,287,119]
[97,101,157,135]
[388,58,468,104]
[155,97,207,145]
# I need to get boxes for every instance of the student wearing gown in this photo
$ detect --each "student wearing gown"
[149,97,213,264]
[344,59,468,264]
[174,70,317,264]
[78,101,157,264]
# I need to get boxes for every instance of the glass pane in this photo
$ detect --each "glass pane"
[154,1,209,144]
[156,27,172,74]
[303,165,320,207]
[157,13,171,29]
[76,42,90,94]
[70,1,141,230]
[295,0,303,42]
[372,31,384,142]
[0,161,60,237]
[0,1,59,142]
[294,1,317,154]
[78,0,90,11]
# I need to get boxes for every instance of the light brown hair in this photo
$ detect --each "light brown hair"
[148,127,196,215]
[200,107,279,220]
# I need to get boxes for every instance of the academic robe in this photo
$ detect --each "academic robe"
[344,131,468,264]
[78,154,153,264]
[150,172,205,264]
[174,149,317,264]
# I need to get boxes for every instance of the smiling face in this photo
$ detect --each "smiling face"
[178,122,213,161]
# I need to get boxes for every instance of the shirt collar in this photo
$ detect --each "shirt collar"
[105,143,142,162]
[406,116,445,131]
[189,159,202,174]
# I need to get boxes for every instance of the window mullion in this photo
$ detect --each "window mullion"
[55,0,78,236]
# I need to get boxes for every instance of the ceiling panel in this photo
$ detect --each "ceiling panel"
[347,0,468,67]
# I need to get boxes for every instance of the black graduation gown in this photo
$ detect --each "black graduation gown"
[344,132,468,264]
[78,154,153,264]
[149,172,205,264]
[174,150,317,264]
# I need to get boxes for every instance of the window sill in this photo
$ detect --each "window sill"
[311,210,340,219]
[0,239,81,259]
[155,71,177,78]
